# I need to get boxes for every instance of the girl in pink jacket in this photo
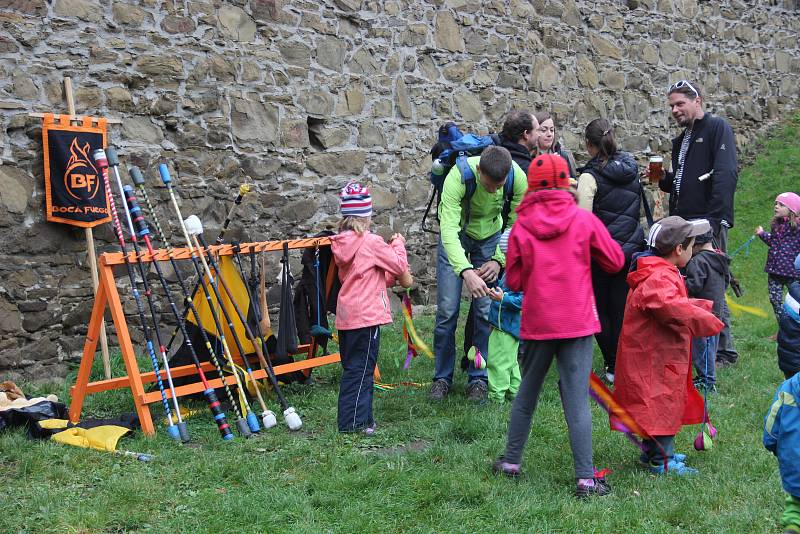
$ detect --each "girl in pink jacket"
[492,154,625,498]
[330,182,411,434]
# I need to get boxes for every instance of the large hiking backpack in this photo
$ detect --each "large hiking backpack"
[421,122,515,234]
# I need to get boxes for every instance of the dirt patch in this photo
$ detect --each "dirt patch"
[364,439,431,455]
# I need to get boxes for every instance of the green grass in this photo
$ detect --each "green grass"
[2,113,799,533]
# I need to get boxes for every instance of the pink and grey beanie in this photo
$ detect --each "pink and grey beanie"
[340,182,372,218]
[776,192,800,215]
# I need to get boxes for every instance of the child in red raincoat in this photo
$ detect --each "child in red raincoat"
[614,216,724,475]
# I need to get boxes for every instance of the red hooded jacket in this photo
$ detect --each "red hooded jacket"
[506,189,625,340]
[614,255,724,436]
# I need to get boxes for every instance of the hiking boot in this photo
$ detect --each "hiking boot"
[649,459,698,475]
[575,478,611,499]
[492,458,521,478]
[466,380,488,403]
[428,379,451,401]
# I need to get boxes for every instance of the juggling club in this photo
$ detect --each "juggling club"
[91,148,181,442]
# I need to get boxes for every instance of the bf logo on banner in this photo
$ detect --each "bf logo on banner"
[64,138,101,201]
[42,113,110,228]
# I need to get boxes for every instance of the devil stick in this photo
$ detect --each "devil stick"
[128,167,259,436]
[90,149,182,442]
[192,235,280,430]
[165,184,251,353]
[119,170,235,441]
[100,147,190,443]
[159,165,262,435]
[232,242,302,429]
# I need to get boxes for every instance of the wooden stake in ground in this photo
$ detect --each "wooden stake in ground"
[64,76,112,380]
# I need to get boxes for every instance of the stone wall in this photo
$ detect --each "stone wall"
[1,0,798,381]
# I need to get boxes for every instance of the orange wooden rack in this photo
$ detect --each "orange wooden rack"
[69,237,340,436]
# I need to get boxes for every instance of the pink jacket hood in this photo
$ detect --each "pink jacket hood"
[515,189,579,240]
[505,190,625,340]
[329,230,408,330]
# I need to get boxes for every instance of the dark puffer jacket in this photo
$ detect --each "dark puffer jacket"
[683,249,731,318]
[778,282,800,378]
[499,137,533,175]
[578,152,645,261]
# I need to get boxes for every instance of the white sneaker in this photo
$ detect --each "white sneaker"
[605,372,615,384]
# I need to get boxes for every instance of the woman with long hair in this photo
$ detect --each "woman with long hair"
[533,111,577,178]
[576,118,644,382]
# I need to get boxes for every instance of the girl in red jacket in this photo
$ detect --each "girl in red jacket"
[615,216,724,475]
[492,154,625,498]
[329,183,411,434]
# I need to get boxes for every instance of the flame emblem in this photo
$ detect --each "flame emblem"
[63,137,101,201]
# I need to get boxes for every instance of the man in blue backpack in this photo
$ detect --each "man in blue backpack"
[430,145,529,402]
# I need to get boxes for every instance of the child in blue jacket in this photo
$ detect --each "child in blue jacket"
[487,230,522,403]
[764,372,800,533]
[778,282,800,379]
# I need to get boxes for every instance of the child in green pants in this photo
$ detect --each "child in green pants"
[487,230,522,402]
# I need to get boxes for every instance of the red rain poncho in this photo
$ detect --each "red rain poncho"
[614,255,724,436]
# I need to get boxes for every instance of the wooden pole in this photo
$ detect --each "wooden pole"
[64,76,112,379]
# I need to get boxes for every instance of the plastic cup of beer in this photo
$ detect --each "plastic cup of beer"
[648,156,663,184]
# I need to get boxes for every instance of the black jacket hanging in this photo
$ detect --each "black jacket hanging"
[276,242,298,358]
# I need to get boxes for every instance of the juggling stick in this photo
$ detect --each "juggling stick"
[185,221,263,434]
[195,234,279,430]
[159,168,258,438]
[101,148,189,443]
[121,166,235,441]
[588,371,669,472]
[115,450,155,462]
[129,166,243,440]
[232,242,302,430]
[165,184,251,353]
[400,290,433,369]
[90,149,181,442]
[258,252,272,335]
[160,164,260,436]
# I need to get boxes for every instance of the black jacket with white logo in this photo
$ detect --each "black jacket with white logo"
[659,113,738,232]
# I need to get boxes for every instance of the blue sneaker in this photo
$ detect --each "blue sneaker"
[639,452,686,465]
[649,459,698,475]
